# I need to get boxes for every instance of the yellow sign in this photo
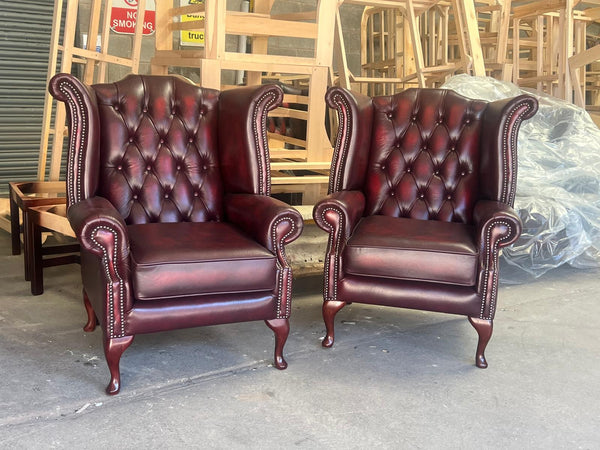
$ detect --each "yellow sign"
[180,0,204,46]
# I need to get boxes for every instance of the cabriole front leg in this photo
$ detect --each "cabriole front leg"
[265,318,289,370]
[322,300,347,348]
[104,334,134,395]
[468,317,493,368]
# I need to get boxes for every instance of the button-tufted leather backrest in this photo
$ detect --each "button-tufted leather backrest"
[92,75,222,224]
[364,89,488,224]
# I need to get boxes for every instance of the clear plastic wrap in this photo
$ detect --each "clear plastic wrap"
[442,75,600,283]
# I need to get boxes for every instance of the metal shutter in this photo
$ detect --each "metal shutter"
[0,1,56,196]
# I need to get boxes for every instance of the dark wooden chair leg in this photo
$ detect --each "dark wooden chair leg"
[23,210,32,282]
[104,334,134,395]
[322,300,347,348]
[10,195,21,256]
[30,221,44,295]
[468,317,493,369]
[265,318,289,370]
[83,292,97,332]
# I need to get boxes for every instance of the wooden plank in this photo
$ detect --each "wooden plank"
[512,0,566,19]
[270,150,308,159]
[29,205,75,239]
[152,0,173,75]
[225,14,318,39]
[271,161,331,170]
[315,0,337,66]
[169,20,205,31]
[169,4,205,16]
[270,107,309,120]
[221,53,316,73]
[49,0,78,181]
[271,175,330,185]
[38,0,64,180]
[269,133,308,148]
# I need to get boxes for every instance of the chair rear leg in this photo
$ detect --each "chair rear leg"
[322,300,346,348]
[104,334,134,395]
[265,318,289,370]
[82,291,98,332]
[468,317,493,368]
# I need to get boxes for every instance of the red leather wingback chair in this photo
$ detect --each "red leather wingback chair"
[49,74,303,394]
[314,87,537,368]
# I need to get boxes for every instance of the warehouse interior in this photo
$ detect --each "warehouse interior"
[1,0,599,446]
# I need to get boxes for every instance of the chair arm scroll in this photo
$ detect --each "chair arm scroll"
[224,193,303,263]
[68,197,131,338]
[313,190,365,301]
[474,200,523,320]
[474,200,522,251]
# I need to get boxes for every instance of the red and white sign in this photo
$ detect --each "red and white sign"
[111,0,156,35]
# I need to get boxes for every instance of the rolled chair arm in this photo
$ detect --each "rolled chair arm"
[68,197,132,338]
[313,190,366,242]
[224,193,303,261]
[474,200,523,320]
[224,193,303,319]
[474,200,522,251]
[313,190,366,301]
[68,197,130,258]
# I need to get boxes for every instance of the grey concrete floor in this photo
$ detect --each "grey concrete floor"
[0,228,599,449]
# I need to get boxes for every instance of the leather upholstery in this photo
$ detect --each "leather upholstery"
[93,76,223,224]
[344,215,478,286]
[50,73,303,393]
[129,222,276,300]
[366,89,487,222]
[315,86,537,366]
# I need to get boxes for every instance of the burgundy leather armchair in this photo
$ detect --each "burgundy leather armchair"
[314,87,537,368]
[49,73,303,394]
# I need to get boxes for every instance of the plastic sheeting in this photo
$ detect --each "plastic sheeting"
[442,75,600,283]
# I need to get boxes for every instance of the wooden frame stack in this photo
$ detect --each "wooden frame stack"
[150,0,338,204]
[40,0,148,181]
[335,0,486,96]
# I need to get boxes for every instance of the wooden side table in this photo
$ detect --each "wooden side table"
[27,204,79,295]
[8,181,79,294]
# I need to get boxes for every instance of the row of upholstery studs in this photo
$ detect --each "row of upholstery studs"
[111,105,208,116]
[385,112,473,125]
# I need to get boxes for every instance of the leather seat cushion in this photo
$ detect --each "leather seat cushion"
[344,215,478,286]
[129,222,277,300]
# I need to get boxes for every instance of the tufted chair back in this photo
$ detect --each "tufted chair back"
[91,75,223,224]
[364,89,487,223]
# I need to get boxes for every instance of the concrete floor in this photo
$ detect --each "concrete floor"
[0,228,599,449]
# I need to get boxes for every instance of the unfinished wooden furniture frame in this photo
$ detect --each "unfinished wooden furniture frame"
[335,0,485,96]
[510,0,595,102]
[448,0,512,78]
[570,44,600,108]
[40,0,148,181]
[150,0,337,204]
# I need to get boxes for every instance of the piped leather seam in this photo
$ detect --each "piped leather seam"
[91,225,125,338]
[480,220,512,319]
[59,81,87,206]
